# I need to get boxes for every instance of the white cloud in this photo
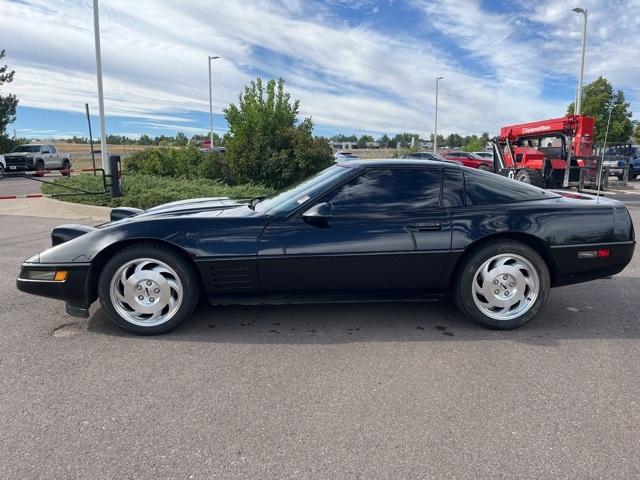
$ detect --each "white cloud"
[0,0,638,138]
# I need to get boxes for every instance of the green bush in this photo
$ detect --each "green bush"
[42,173,274,210]
[224,78,333,189]
[125,146,226,181]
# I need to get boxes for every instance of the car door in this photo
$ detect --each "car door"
[257,166,452,292]
[47,145,59,168]
[39,145,50,168]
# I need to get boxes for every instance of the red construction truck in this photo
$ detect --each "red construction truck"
[492,115,602,190]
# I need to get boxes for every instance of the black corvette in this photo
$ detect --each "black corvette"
[17,160,635,334]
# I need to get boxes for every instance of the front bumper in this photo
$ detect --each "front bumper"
[5,157,35,172]
[17,263,92,316]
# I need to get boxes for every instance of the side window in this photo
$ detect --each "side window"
[40,146,49,154]
[321,168,442,216]
[49,145,57,154]
[464,169,557,205]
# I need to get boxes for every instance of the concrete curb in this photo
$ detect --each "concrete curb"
[0,197,111,222]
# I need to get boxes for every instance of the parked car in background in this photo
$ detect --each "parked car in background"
[334,151,359,162]
[199,146,225,154]
[443,151,493,171]
[603,146,640,180]
[0,154,5,178]
[399,151,461,165]
[3,144,71,176]
[17,160,635,335]
[473,151,493,160]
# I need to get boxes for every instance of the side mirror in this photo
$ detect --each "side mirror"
[302,202,332,227]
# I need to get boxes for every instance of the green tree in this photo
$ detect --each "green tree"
[224,78,333,189]
[357,134,374,149]
[633,121,640,144]
[174,132,188,146]
[138,134,153,146]
[567,76,633,143]
[0,49,19,153]
[463,134,485,152]
[378,134,390,148]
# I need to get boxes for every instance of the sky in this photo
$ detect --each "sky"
[1,0,639,140]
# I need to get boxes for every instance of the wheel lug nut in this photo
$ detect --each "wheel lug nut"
[503,275,508,280]
[154,288,160,293]
[137,285,142,290]
[149,297,155,302]
[504,292,510,296]
[494,289,499,294]
[146,281,152,286]
[510,282,515,287]
[138,295,144,300]
[493,279,499,285]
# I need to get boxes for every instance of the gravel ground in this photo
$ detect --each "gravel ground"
[1,205,639,479]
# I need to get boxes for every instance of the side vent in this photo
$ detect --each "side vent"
[209,264,256,291]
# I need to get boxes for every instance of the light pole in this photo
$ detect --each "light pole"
[92,0,108,174]
[208,55,220,149]
[572,7,588,115]
[433,76,443,154]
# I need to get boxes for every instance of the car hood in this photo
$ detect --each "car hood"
[107,197,259,224]
[6,152,37,157]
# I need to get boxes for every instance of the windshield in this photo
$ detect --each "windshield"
[468,153,487,160]
[255,165,351,214]
[12,145,41,153]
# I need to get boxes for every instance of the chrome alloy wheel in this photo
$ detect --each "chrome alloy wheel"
[109,258,183,327]
[472,253,539,321]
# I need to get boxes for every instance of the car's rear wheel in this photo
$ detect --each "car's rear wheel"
[454,240,550,329]
[61,159,71,176]
[477,164,492,172]
[0,163,4,179]
[98,244,199,335]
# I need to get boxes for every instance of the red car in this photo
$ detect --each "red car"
[443,151,493,171]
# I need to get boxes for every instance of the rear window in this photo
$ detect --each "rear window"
[464,169,560,205]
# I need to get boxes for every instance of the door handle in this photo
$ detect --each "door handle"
[408,222,441,232]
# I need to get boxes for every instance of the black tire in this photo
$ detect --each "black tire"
[61,159,71,176]
[477,164,492,172]
[453,240,551,330]
[35,160,45,177]
[0,164,4,179]
[97,244,199,335]
[515,169,544,188]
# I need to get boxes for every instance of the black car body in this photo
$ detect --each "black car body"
[17,160,635,334]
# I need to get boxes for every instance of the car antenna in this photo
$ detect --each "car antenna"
[596,100,615,205]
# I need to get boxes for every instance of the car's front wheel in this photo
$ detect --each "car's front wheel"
[98,244,199,335]
[454,241,550,329]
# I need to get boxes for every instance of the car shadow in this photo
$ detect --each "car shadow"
[87,276,640,346]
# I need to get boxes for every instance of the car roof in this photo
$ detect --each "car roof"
[338,158,462,169]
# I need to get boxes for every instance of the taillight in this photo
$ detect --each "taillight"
[578,249,610,259]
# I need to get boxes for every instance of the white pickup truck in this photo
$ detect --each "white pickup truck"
[3,144,71,176]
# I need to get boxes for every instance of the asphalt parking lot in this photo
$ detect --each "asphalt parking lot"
[1,198,640,478]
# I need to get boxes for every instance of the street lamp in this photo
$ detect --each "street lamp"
[433,76,443,154]
[572,7,588,116]
[208,55,220,149]
[92,0,108,174]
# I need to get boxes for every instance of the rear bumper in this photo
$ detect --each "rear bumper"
[16,263,92,312]
[551,241,635,286]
